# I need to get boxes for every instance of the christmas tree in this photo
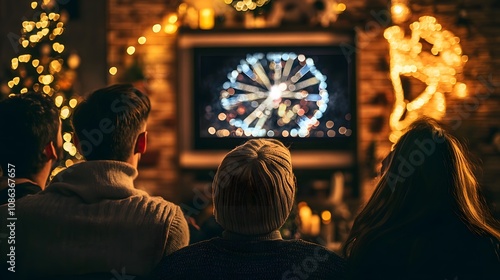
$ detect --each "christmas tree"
[1,0,82,174]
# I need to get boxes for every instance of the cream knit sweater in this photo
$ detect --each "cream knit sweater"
[0,160,189,278]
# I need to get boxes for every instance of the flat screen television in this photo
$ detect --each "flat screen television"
[177,29,356,169]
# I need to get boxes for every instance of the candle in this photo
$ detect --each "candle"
[310,214,321,236]
[329,172,344,204]
[299,204,312,235]
[322,210,334,245]
[186,7,198,29]
[199,8,214,30]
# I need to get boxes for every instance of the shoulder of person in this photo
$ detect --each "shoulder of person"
[283,239,346,262]
[151,239,218,278]
[132,194,186,220]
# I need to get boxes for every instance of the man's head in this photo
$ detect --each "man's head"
[0,93,62,178]
[72,84,150,163]
[213,139,296,235]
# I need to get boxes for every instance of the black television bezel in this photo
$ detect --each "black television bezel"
[177,29,357,169]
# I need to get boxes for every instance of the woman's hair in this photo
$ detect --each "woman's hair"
[343,117,500,259]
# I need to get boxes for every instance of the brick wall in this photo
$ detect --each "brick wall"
[107,0,181,201]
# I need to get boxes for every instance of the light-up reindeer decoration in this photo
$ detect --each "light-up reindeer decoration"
[384,16,468,143]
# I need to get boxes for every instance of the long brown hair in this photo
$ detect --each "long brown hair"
[343,117,500,260]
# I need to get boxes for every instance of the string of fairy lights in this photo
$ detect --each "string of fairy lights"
[223,0,270,12]
[108,1,347,77]
[107,6,181,77]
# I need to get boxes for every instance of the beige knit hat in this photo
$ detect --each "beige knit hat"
[213,139,296,235]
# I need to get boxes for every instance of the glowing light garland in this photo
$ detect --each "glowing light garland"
[384,16,468,143]
[224,0,270,12]
[110,11,181,76]
[113,2,348,76]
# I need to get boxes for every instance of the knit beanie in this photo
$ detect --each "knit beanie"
[213,139,296,235]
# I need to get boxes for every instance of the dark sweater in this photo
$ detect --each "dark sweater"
[0,177,41,205]
[152,230,346,280]
[348,218,500,280]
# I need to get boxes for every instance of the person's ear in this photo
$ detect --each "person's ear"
[134,131,147,154]
[44,141,58,161]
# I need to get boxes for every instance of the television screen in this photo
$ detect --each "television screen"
[177,30,356,169]
[192,45,355,150]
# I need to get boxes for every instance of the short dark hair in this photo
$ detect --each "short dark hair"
[0,93,60,177]
[72,84,151,161]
